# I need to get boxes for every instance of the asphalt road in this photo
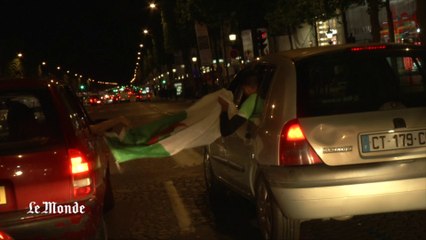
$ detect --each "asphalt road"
[85,101,426,240]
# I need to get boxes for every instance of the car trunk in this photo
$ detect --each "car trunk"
[295,46,426,166]
[0,146,72,212]
[300,108,426,166]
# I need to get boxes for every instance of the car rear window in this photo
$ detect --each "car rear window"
[296,49,426,117]
[0,89,62,153]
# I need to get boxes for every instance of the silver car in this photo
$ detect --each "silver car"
[204,43,426,240]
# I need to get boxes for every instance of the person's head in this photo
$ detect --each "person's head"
[242,72,258,96]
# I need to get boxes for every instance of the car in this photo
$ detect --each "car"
[0,79,114,240]
[135,92,152,102]
[87,94,103,105]
[204,43,426,240]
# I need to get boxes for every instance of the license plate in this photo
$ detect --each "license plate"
[361,129,426,153]
[0,186,6,205]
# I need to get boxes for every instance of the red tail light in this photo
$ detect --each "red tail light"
[68,149,93,198]
[279,119,323,166]
[350,45,386,52]
[0,231,13,240]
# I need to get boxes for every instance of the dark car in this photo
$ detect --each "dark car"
[0,79,114,239]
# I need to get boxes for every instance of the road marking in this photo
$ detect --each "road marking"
[163,180,194,233]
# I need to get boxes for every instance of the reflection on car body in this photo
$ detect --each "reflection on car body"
[204,43,426,240]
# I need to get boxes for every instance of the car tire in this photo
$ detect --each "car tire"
[256,174,301,240]
[103,166,115,212]
[203,148,228,208]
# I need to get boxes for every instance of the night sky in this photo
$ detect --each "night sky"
[0,0,151,84]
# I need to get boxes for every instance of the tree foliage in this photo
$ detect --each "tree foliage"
[265,0,364,35]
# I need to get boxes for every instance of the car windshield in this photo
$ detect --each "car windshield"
[296,49,426,117]
[0,89,62,153]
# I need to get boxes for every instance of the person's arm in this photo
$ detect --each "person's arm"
[90,116,130,135]
[218,97,247,137]
[219,112,246,137]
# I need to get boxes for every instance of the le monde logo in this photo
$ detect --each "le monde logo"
[27,201,86,215]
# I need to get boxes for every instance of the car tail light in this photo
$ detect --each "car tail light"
[350,45,386,52]
[0,231,13,240]
[68,149,93,198]
[279,119,323,166]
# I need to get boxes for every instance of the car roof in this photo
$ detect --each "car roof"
[264,43,426,62]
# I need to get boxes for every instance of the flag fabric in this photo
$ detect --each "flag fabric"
[104,88,235,163]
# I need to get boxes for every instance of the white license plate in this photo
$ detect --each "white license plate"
[0,186,6,205]
[361,129,426,152]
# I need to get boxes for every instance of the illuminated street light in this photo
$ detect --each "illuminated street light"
[138,52,141,55]
[229,34,237,41]
[149,2,157,9]
[192,57,197,63]
[139,44,144,48]
[42,61,46,65]
[143,29,149,35]
[57,66,61,70]
[17,53,23,58]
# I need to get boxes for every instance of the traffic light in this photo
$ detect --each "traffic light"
[256,29,269,56]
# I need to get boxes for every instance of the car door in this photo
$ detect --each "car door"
[208,68,252,183]
[220,64,276,195]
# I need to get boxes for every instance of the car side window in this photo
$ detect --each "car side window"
[57,86,90,132]
[228,66,256,107]
[252,64,276,119]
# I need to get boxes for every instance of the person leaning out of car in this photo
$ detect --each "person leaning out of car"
[217,71,262,137]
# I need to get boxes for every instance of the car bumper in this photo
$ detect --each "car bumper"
[262,162,426,220]
[0,199,102,240]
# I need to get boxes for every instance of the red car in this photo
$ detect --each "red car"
[0,79,114,239]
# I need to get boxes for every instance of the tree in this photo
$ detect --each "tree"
[384,0,395,42]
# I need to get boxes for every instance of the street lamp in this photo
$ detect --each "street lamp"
[143,29,149,35]
[149,2,157,9]
[229,34,237,41]
[42,61,46,65]
[139,44,144,48]
[192,57,197,63]
[17,53,23,58]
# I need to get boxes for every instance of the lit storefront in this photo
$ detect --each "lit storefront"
[379,0,420,44]
[316,19,343,46]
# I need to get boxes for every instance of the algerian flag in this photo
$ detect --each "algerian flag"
[105,88,234,163]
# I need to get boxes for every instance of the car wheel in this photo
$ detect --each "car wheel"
[203,148,227,207]
[103,166,115,212]
[256,175,300,240]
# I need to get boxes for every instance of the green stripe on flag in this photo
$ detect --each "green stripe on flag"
[121,111,187,145]
[106,136,170,163]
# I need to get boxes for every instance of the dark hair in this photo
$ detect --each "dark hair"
[241,70,258,88]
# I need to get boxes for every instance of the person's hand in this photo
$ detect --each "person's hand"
[218,97,229,112]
